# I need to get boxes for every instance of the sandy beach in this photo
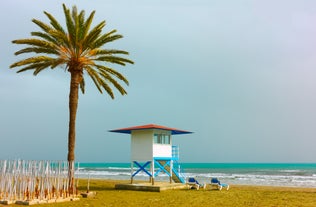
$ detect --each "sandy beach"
[5,179,314,207]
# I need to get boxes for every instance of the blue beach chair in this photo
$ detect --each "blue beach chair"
[210,178,229,190]
[187,177,206,190]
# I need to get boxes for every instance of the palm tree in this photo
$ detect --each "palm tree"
[10,4,134,187]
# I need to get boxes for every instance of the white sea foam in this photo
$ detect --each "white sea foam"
[75,164,316,188]
[193,173,316,187]
[108,167,131,170]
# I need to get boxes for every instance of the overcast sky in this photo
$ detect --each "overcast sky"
[1,0,316,163]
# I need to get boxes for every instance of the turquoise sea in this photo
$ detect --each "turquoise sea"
[76,163,316,188]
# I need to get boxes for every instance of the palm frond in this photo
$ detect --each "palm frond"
[82,21,105,50]
[50,58,67,69]
[98,79,114,98]
[81,10,95,41]
[32,19,52,33]
[31,32,58,45]
[93,49,129,56]
[77,10,86,42]
[14,61,54,74]
[11,4,133,99]
[49,30,71,48]
[10,56,54,68]
[72,6,79,46]
[93,31,123,48]
[15,47,59,56]
[94,64,129,85]
[86,67,115,98]
[99,70,127,96]
[44,11,65,33]
[85,66,103,93]
[94,56,134,65]
[71,5,78,26]
[12,39,56,50]
[33,64,52,75]
[79,77,85,94]
[63,4,76,48]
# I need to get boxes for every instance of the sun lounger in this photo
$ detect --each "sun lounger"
[187,177,206,190]
[210,177,229,190]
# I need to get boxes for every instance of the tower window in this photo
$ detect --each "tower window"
[154,134,170,144]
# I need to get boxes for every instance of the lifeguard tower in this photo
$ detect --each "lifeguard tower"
[109,124,192,185]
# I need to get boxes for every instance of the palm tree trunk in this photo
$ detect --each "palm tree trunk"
[67,70,81,193]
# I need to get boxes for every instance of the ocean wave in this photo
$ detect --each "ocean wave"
[74,163,316,188]
[79,167,130,172]
[108,167,131,170]
[77,170,130,176]
[194,173,316,187]
[75,170,316,187]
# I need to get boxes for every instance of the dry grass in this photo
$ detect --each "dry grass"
[4,179,316,207]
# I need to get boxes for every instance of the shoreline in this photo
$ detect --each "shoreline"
[81,178,316,188]
[77,177,316,189]
[79,178,316,192]
[77,162,316,188]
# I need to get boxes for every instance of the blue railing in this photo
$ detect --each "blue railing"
[172,160,186,183]
[172,145,179,159]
